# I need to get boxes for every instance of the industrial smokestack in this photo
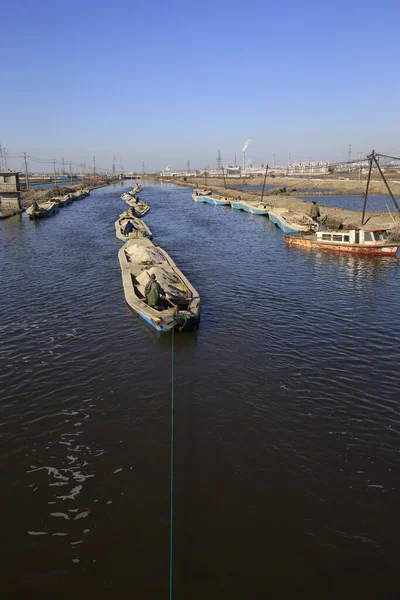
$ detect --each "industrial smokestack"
[242,138,253,173]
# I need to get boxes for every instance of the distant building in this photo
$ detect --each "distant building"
[0,171,21,215]
[160,166,179,177]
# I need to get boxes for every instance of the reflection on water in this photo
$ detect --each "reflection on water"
[1,180,400,597]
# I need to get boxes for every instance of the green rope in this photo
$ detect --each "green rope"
[169,325,175,600]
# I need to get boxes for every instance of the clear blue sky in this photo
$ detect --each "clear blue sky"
[2,0,399,172]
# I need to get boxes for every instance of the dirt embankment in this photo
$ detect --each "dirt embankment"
[20,179,113,208]
[165,174,400,196]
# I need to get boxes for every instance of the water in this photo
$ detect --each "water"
[299,193,400,212]
[1,180,400,597]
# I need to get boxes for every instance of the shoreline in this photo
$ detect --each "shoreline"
[148,176,400,230]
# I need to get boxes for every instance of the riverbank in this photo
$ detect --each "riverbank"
[161,177,400,231]
[20,178,115,208]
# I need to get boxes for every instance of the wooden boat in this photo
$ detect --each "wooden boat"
[115,216,152,241]
[121,192,135,201]
[131,183,142,194]
[125,197,150,217]
[118,238,200,332]
[230,199,272,215]
[191,193,230,205]
[268,208,317,233]
[52,193,73,208]
[71,190,85,200]
[285,228,399,256]
[27,201,59,219]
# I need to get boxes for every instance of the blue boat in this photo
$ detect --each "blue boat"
[230,200,271,215]
[203,195,231,206]
[268,208,317,234]
[192,193,208,203]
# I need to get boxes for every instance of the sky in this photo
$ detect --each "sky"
[1,0,399,172]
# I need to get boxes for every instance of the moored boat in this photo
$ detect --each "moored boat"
[118,238,200,332]
[115,216,152,241]
[194,189,212,196]
[52,193,73,208]
[268,208,317,233]
[230,199,272,215]
[27,201,59,219]
[192,193,230,205]
[285,228,399,256]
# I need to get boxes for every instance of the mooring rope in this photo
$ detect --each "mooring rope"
[169,325,175,600]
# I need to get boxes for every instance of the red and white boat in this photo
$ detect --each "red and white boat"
[285,228,399,257]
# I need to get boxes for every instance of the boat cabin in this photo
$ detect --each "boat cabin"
[316,229,389,245]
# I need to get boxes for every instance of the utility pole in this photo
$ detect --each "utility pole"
[69,161,73,184]
[62,156,65,175]
[93,156,96,176]
[83,163,86,178]
[23,152,29,189]
[52,159,57,188]
[3,148,7,170]
[348,144,352,163]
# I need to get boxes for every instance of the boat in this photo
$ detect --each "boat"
[121,192,135,201]
[118,238,200,332]
[268,208,317,233]
[115,216,153,241]
[124,197,150,217]
[194,189,212,196]
[285,228,399,256]
[52,193,73,208]
[130,183,142,194]
[192,193,208,203]
[27,201,59,219]
[230,199,272,215]
[71,190,85,200]
[191,193,230,205]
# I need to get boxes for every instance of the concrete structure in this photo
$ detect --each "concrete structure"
[0,171,22,216]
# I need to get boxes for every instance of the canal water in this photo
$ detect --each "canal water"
[1,181,399,598]
[300,193,400,212]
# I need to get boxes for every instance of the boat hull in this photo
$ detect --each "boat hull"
[204,196,231,206]
[192,194,208,203]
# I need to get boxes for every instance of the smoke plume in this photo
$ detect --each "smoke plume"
[242,138,253,153]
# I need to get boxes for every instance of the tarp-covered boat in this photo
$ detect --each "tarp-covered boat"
[118,238,200,332]
[27,201,59,219]
[115,216,153,241]
[124,197,150,217]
